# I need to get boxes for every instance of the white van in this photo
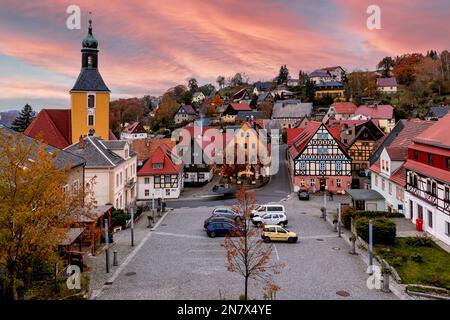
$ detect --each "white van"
[251,204,286,218]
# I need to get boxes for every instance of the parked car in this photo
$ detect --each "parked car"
[203,216,235,229]
[251,204,285,218]
[251,212,288,227]
[298,189,309,200]
[262,225,297,243]
[206,221,244,238]
[211,207,243,222]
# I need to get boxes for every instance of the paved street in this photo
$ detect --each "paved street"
[94,192,397,300]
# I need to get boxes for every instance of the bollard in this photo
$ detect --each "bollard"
[113,250,118,266]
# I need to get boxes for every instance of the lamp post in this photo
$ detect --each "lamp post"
[322,184,328,220]
[130,207,134,247]
[104,218,110,273]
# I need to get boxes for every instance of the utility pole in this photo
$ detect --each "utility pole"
[105,218,110,273]
[323,185,327,220]
[130,207,134,247]
[368,219,373,275]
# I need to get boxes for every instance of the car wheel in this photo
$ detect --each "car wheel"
[263,237,271,243]
[209,232,216,238]
[279,222,286,227]
[288,237,295,243]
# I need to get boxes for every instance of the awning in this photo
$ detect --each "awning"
[59,227,86,246]
[346,189,384,201]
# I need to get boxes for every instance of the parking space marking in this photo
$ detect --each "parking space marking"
[272,244,280,261]
[152,231,205,240]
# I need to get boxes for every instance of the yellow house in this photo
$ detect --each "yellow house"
[70,19,111,143]
[314,81,345,101]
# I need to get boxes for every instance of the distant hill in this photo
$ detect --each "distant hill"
[0,110,19,127]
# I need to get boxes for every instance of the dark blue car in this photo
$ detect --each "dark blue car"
[206,221,244,238]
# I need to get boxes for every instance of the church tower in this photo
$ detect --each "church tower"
[70,19,110,143]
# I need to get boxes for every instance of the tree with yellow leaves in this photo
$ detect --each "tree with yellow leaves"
[0,130,93,300]
[223,188,283,300]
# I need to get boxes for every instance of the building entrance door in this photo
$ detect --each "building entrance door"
[319,178,326,191]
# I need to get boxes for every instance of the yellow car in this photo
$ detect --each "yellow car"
[262,225,298,243]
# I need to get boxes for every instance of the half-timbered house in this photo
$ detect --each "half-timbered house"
[404,115,450,246]
[288,121,352,193]
[137,144,183,200]
[346,120,385,172]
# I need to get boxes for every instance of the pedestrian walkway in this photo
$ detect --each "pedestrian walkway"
[86,210,168,298]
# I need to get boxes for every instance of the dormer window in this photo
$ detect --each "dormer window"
[152,163,163,169]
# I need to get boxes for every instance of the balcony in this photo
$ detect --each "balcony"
[407,184,438,206]
[125,177,136,189]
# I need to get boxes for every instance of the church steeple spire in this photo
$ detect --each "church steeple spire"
[81,18,99,68]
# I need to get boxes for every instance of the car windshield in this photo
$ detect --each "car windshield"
[278,228,287,233]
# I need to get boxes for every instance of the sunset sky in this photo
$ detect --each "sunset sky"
[0,0,449,111]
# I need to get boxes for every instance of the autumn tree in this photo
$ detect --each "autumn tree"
[150,92,180,130]
[257,101,273,118]
[0,130,94,300]
[110,98,148,135]
[11,104,35,132]
[393,53,424,86]
[223,189,283,300]
[377,56,395,77]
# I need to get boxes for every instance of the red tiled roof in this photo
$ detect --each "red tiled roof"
[131,138,176,161]
[409,142,450,157]
[405,159,450,183]
[286,128,304,147]
[390,165,406,186]
[24,109,71,149]
[385,119,435,160]
[229,103,252,111]
[122,122,146,134]
[138,144,183,176]
[413,113,450,149]
[377,77,397,87]
[331,102,357,114]
[369,159,381,174]
[355,105,394,119]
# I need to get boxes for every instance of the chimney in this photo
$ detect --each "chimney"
[79,135,85,149]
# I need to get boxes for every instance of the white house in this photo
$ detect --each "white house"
[404,115,450,246]
[65,137,137,210]
[192,92,206,104]
[137,144,184,201]
[377,77,398,94]
[120,122,148,140]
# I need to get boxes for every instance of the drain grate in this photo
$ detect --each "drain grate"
[336,290,350,297]
[316,238,324,241]
[161,224,167,226]
[125,272,136,277]
[301,212,307,215]
[332,247,341,251]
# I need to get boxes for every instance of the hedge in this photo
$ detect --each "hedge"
[342,209,404,230]
[355,217,397,245]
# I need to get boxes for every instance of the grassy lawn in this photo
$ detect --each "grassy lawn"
[375,237,450,290]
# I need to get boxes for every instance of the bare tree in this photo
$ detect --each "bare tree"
[223,188,283,300]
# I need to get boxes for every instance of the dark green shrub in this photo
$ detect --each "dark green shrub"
[110,209,129,228]
[342,210,404,230]
[406,236,433,247]
[355,217,396,244]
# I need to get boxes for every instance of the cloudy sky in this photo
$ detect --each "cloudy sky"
[0,0,448,111]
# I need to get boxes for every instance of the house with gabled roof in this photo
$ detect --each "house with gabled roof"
[369,119,435,215]
[272,100,313,129]
[324,102,358,123]
[137,144,184,200]
[404,115,450,245]
[191,92,206,104]
[120,121,148,140]
[287,121,352,193]
[426,105,450,120]
[65,136,137,210]
[320,66,346,82]
[354,104,395,133]
[377,77,398,93]
[174,105,197,124]
[232,88,252,104]
[221,103,252,122]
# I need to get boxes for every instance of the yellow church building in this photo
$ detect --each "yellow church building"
[25,20,115,149]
